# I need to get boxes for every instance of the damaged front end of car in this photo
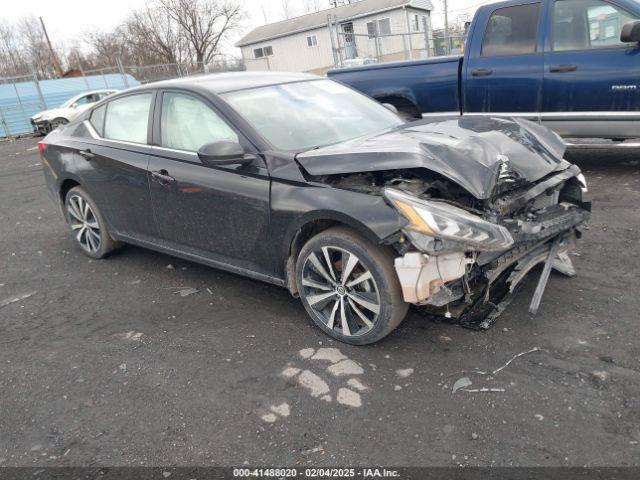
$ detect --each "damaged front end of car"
[298,116,591,329]
[385,165,590,328]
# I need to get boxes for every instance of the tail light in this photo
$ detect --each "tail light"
[37,142,47,154]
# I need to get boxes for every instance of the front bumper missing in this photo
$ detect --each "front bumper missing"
[393,204,590,329]
[31,119,50,135]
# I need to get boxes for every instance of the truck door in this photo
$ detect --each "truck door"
[463,2,544,118]
[542,0,640,138]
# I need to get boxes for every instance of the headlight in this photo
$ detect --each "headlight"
[384,188,514,251]
[576,173,588,193]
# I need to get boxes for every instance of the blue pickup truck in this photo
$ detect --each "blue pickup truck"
[328,0,640,142]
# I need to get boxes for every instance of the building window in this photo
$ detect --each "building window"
[413,14,420,32]
[378,18,391,35]
[367,18,392,38]
[306,35,318,47]
[253,46,273,59]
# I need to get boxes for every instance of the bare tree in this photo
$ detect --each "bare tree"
[0,20,24,76]
[160,0,243,69]
[124,5,192,65]
[17,16,58,78]
[303,0,323,13]
[281,0,292,19]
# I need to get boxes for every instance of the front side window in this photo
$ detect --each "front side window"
[74,95,91,106]
[223,80,403,151]
[482,3,541,56]
[160,92,238,152]
[103,93,152,144]
[553,0,638,51]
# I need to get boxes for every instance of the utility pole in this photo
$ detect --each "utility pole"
[443,0,450,55]
[39,17,64,77]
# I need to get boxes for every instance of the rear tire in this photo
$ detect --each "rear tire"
[64,186,121,259]
[296,226,409,345]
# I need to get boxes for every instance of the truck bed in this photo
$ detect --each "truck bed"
[328,56,462,117]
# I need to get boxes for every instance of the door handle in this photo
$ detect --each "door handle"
[471,68,493,77]
[79,149,95,160]
[549,64,577,73]
[151,170,176,186]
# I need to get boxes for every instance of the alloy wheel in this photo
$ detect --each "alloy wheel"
[301,246,380,337]
[67,194,101,254]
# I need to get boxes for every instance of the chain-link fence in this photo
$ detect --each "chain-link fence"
[0,57,245,139]
[328,15,467,69]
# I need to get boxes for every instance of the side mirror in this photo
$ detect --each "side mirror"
[620,20,640,43]
[197,141,249,166]
[382,103,399,114]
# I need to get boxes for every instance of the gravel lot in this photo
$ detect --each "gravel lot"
[0,137,639,467]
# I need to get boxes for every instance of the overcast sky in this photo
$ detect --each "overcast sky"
[3,0,490,55]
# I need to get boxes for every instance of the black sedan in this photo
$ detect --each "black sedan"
[39,72,590,345]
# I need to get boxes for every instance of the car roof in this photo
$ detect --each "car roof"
[132,71,320,94]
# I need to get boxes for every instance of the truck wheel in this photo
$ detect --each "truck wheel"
[296,226,409,345]
[64,186,121,259]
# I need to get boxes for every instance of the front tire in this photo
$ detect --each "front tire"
[296,227,409,345]
[50,117,68,130]
[64,186,120,259]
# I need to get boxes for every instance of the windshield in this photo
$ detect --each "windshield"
[223,79,403,151]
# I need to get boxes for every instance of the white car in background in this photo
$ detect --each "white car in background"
[30,89,117,135]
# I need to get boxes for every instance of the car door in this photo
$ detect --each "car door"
[542,0,640,137]
[147,89,273,276]
[80,91,159,242]
[463,1,544,118]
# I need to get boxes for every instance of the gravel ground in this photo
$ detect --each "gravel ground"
[0,137,638,467]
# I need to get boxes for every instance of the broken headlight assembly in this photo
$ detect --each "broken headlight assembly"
[384,188,514,252]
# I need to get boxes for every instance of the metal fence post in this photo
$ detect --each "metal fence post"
[12,82,29,130]
[32,70,47,110]
[422,17,432,58]
[0,106,10,137]
[116,57,130,88]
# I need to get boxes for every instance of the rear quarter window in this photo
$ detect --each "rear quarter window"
[90,105,106,136]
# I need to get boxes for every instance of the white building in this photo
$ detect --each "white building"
[237,0,434,75]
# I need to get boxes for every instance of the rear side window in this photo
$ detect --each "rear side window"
[553,0,638,51]
[103,93,152,144]
[482,3,541,56]
[90,105,106,136]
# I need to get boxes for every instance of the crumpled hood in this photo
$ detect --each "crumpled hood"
[296,116,570,199]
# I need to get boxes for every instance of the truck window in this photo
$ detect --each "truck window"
[481,3,541,56]
[553,0,638,51]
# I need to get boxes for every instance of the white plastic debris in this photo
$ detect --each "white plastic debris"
[452,377,472,393]
[0,291,36,308]
[174,288,199,297]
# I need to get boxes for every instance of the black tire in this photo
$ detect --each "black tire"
[64,186,121,259]
[296,226,409,345]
